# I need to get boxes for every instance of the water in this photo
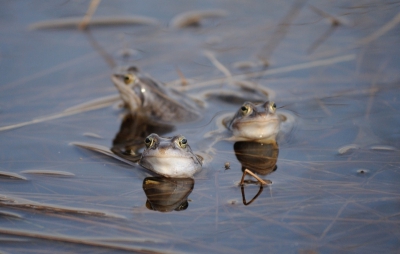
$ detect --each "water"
[1,0,400,253]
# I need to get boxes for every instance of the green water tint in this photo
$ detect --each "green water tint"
[0,0,400,253]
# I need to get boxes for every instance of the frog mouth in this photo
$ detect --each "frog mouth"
[141,155,197,166]
[237,118,279,124]
[232,119,280,141]
[233,117,279,129]
[140,156,201,178]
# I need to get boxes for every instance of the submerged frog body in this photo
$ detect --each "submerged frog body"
[139,133,202,178]
[112,66,201,123]
[227,101,280,141]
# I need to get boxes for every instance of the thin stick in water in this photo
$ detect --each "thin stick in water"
[240,169,268,186]
[358,12,400,45]
[78,0,101,30]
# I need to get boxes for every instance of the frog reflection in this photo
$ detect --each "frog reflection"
[227,101,280,142]
[111,113,174,162]
[234,141,279,206]
[143,177,194,212]
[233,141,279,176]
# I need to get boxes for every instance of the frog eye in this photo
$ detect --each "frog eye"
[123,74,135,85]
[240,105,251,115]
[144,136,154,148]
[269,102,276,113]
[178,136,188,148]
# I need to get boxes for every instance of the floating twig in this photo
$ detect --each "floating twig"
[307,5,350,54]
[0,211,23,219]
[258,0,307,64]
[169,54,356,91]
[20,170,75,177]
[29,16,159,30]
[0,171,27,180]
[204,50,234,86]
[338,144,360,154]
[170,9,228,28]
[239,169,268,186]
[83,132,104,139]
[307,26,337,54]
[0,55,355,133]
[358,12,400,45]
[0,94,120,132]
[309,5,346,27]
[85,29,117,68]
[176,67,188,86]
[0,228,166,253]
[78,0,101,30]
[0,195,125,219]
[71,142,138,166]
[370,145,396,151]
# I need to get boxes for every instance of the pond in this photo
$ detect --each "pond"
[1,0,400,253]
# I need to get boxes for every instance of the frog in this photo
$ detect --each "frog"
[73,133,203,178]
[198,100,295,164]
[226,101,280,142]
[139,133,203,178]
[201,101,281,148]
[111,66,202,123]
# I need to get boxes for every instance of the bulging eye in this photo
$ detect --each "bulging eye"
[123,74,135,85]
[178,136,188,148]
[144,136,154,148]
[241,105,251,115]
[269,102,276,112]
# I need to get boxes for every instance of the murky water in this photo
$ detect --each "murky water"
[1,0,400,253]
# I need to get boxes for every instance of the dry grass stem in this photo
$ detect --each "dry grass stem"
[240,169,268,186]
[204,50,234,86]
[170,9,228,28]
[0,171,27,180]
[78,0,101,30]
[0,228,167,253]
[358,12,400,45]
[29,16,159,30]
[176,68,188,86]
[0,195,125,219]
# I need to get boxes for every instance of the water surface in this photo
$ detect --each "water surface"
[1,0,400,253]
